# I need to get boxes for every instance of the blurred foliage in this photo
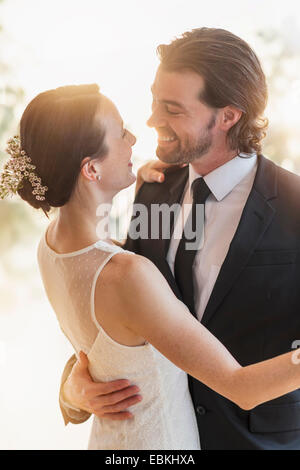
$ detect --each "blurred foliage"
[0,86,24,138]
[0,10,37,257]
[256,25,300,171]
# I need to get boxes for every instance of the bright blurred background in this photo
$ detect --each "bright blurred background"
[0,0,300,450]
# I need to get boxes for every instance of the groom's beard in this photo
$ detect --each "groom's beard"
[156,112,217,165]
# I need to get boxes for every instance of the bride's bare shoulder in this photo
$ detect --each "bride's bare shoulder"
[100,252,158,288]
[110,252,155,276]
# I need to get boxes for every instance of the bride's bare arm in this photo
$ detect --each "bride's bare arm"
[104,254,300,411]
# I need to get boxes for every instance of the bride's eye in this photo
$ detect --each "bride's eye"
[122,129,128,138]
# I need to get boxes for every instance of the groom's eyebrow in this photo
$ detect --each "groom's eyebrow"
[151,85,186,110]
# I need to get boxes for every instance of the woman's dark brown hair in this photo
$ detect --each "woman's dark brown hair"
[157,28,268,154]
[18,84,107,217]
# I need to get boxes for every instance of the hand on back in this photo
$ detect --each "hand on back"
[63,351,142,420]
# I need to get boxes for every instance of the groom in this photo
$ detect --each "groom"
[59,28,300,449]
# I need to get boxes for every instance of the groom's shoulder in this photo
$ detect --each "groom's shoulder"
[135,166,189,204]
[259,154,300,210]
[269,155,300,196]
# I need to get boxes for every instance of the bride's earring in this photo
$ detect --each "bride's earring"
[96,175,101,181]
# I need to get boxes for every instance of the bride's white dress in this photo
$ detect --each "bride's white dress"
[38,231,200,450]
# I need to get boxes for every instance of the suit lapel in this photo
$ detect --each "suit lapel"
[153,166,189,259]
[143,166,188,300]
[201,155,278,326]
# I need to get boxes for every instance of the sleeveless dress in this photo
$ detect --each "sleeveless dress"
[37,231,200,450]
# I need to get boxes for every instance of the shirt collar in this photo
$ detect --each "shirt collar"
[189,152,257,201]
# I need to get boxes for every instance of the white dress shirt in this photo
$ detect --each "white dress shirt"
[166,153,258,322]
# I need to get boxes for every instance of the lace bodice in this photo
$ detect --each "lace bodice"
[37,231,200,450]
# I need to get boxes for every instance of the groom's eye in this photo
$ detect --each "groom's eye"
[166,106,181,115]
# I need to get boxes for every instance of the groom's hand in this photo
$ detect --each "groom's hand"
[62,351,142,420]
[135,159,187,195]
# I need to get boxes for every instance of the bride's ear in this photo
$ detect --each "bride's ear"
[80,157,99,182]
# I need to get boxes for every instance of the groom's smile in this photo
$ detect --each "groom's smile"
[147,65,218,165]
[157,129,178,146]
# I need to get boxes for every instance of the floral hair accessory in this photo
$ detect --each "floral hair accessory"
[0,135,48,202]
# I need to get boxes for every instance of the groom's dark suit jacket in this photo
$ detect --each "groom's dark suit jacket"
[124,154,300,450]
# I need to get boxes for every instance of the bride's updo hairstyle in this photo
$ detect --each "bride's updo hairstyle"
[18,84,108,216]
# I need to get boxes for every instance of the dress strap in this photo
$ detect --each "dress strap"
[91,242,134,330]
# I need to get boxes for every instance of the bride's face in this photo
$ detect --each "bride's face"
[95,98,137,192]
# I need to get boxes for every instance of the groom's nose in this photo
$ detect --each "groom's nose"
[147,109,166,129]
[146,114,154,128]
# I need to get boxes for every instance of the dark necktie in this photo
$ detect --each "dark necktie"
[174,177,211,316]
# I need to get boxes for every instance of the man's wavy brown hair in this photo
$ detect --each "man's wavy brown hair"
[157,28,268,154]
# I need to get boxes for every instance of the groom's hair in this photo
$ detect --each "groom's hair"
[18,84,108,217]
[157,28,268,154]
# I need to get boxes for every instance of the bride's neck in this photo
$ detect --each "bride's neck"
[49,192,114,250]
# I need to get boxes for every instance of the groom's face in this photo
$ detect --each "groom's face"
[147,66,218,164]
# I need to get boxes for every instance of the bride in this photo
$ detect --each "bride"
[2,83,300,450]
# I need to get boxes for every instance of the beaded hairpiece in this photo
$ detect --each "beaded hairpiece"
[0,136,48,202]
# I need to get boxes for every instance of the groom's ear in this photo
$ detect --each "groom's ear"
[80,157,98,182]
[219,106,243,132]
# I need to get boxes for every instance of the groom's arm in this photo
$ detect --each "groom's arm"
[59,354,91,425]
[59,351,142,425]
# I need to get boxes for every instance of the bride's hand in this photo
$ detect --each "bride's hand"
[62,351,142,420]
[135,159,187,195]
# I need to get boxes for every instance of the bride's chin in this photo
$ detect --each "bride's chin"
[118,172,136,191]
[127,172,137,186]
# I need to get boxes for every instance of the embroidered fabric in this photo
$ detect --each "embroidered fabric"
[37,232,200,450]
